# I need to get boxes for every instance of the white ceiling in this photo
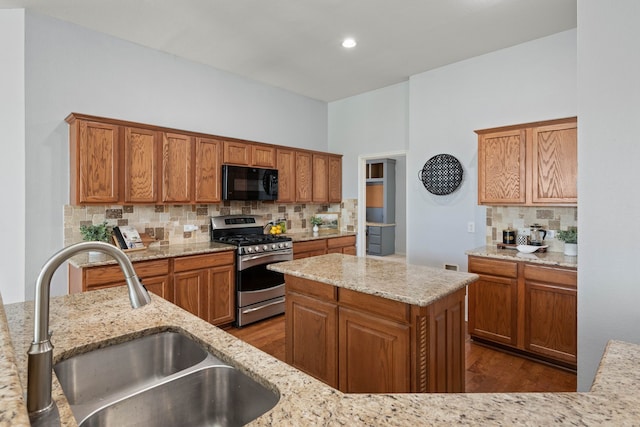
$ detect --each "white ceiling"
[1,0,577,102]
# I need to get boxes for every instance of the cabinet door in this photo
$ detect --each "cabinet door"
[76,120,120,203]
[477,129,526,204]
[123,127,158,203]
[285,291,338,388]
[251,145,276,168]
[143,275,173,303]
[338,306,410,393]
[531,121,577,204]
[312,154,329,203]
[223,140,251,165]
[174,270,207,320]
[205,265,235,326]
[328,155,342,203]
[194,137,222,203]
[524,281,577,365]
[162,132,192,203]
[468,274,518,346]
[276,148,296,203]
[295,151,312,202]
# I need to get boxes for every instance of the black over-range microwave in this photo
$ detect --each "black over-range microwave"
[222,165,279,201]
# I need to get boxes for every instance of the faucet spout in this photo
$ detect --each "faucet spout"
[27,241,151,417]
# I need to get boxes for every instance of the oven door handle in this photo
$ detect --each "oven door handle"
[238,249,293,270]
[241,297,285,314]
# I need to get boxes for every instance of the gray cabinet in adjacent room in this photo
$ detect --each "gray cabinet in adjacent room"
[367,225,396,256]
[366,159,396,256]
[365,159,395,224]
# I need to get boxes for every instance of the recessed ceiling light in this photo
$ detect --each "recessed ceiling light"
[342,38,357,48]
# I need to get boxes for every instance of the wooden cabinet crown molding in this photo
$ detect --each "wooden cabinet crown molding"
[66,113,343,205]
[475,117,577,207]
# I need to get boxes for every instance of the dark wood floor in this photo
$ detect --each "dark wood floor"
[225,314,576,393]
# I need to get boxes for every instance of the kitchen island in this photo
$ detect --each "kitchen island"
[269,253,478,393]
[2,287,640,425]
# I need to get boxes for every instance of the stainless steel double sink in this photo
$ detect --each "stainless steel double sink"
[54,331,279,426]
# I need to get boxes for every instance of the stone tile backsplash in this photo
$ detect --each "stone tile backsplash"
[485,206,578,252]
[64,199,358,246]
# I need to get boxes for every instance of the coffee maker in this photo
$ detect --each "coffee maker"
[529,224,547,246]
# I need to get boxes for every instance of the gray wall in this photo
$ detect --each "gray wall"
[0,9,26,304]
[577,0,640,390]
[20,11,327,299]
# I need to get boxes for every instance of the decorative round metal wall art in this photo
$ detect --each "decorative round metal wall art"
[418,154,463,195]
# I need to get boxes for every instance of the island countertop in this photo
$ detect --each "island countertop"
[268,253,478,307]
[2,288,640,426]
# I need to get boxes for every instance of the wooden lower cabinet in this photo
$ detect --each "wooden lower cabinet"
[285,275,465,393]
[68,250,235,326]
[294,235,357,259]
[173,252,235,326]
[339,306,410,393]
[286,290,338,388]
[468,256,577,369]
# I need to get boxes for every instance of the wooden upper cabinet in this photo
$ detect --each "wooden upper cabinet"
[194,137,222,203]
[477,129,526,205]
[67,113,341,205]
[123,127,158,203]
[476,117,577,206]
[277,148,296,203]
[223,140,251,165]
[71,119,120,204]
[328,155,342,203]
[531,121,578,204]
[162,132,192,203]
[252,145,276,168]
[312,154,329,203]
[295,151,312,202]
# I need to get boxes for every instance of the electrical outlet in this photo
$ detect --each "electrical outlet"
[183,224,198,232]
[467,222,475,233]
[547,230,556,239]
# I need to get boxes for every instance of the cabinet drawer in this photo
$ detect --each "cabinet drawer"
[286,275,337,301]
[326,235,356,249]
[368,243,381,254]
[85,259,169,287]
[369,235,381,245]
[294,239,326,254]
[524,264,577,288]
[339,288,409,323]
[174,251,235,273]
[468,256,518,278]
[368,226,381,236]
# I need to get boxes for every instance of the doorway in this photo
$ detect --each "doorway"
[357,151,407,260]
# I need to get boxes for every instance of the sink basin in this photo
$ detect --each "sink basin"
[54,331,279,426]
[54,331,208,405]
[80,366,280,427]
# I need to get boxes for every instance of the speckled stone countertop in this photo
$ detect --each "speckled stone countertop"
[284,230,356,242]
[2,288,640,426]
[269,253,478,307]
[67,241,237,268]
[467,245,578,268]
[68,232,357,269]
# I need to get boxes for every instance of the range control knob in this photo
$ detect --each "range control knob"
[272,244,277,250]
[263,245,268,251]
[255,246,261,252]
[278,243,284,248]
[245,247,253,253]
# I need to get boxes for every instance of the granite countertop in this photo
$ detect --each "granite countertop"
[69,232,357,269]
[284,230,356,242]
[466,245,578,268]
[2,287,640,426]
[68,241,237,268]
[269,253,478,307]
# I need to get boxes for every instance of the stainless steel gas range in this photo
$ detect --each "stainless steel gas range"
[210,215,292,327]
